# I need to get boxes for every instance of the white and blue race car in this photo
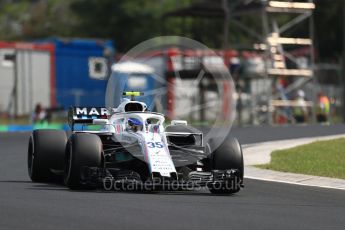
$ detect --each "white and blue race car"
[28,92,243,194]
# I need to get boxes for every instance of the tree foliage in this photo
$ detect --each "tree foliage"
[314,0,343,62]
[69,0,195,51]
[0,0,342,60]
[0,0,76,39]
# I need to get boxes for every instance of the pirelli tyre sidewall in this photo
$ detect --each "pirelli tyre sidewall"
[28,129,67,182]
[207,137,244,194]
[64,133,103,189]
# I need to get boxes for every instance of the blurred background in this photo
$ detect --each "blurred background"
[0,0,343,130]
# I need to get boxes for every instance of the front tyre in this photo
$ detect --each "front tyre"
[64,133,103,189]
[207,137,244,194]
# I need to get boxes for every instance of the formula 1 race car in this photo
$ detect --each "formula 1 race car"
[28,92,244,194]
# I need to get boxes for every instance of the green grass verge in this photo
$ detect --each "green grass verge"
[257,138,345,179]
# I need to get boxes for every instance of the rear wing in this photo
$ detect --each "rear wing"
[68,107,115,131]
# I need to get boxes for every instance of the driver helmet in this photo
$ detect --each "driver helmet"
[128,118,143,132]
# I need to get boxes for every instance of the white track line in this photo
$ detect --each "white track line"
[244,175,345,191]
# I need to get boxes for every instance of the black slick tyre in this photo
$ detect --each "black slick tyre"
[28,129,67,182]
[207,137,244,194]
[64,133,103,189]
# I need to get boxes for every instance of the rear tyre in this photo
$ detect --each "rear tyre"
[28,129,67,182]
[64,133,103,189]
[207,137,244,194]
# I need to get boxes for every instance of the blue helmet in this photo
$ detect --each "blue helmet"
[128,118,143,126]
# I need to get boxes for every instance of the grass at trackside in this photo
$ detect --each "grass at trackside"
[0,117,30,125]
[257,138,345,180]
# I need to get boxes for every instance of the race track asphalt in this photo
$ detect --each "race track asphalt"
[1,125,345,230]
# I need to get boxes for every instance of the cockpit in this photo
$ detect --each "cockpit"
[111,112,165,133]
[127,117,143,132]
